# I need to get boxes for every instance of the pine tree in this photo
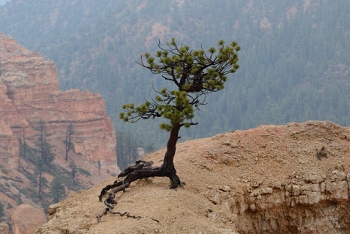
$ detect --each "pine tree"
[34,119,56,171]
[97,160,101,176]
[100,38,240,208]
[34,156,46,198]
[16,192,23,205]
[0,201,4,221]
[50,178,66,203]
[18,128,27,171]
[69,161,78,186]
[64,123,74,161]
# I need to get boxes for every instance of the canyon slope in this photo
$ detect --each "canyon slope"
[0,33,118,168]
[37,121,350,233]
[0,33,119,226]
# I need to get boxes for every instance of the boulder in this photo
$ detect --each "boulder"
[11,204,46,234]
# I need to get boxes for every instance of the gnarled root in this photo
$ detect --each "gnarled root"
[117,160,154,177]
[98,160,155,202]
[96,207,139,223]
[97,160,184,222]
[96,207,159,223]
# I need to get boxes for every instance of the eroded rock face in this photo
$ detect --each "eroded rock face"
[201,121,350,233]
[209,172,350,233]
[11,204,46,234]
[0,33,118,169]
[35,121,350,234]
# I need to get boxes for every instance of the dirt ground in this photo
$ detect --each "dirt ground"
[35,121,350,234]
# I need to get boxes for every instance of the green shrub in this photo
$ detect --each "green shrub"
[78,168,91,177]
[1,168,8,175]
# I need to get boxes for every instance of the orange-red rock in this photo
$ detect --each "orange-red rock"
[11,204,46,234]
[0,33,119,170]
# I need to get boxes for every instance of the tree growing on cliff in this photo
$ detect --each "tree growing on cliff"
[69,161,78,186]
[64,123,74,161]
[18,128,27,171]
[97,160,101,176]
[99,38,240,211]
[50,177,66,203]
[34,156,48,198]
[34,119,56,171]
[0,201,4,221]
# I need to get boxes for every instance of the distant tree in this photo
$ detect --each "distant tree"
[18,128,27,171]
[97,160,101,176]
[116,131,141,170]
[50,178,66,203]
[18,138,22,171]
[34,119,56,170]
[100,38,240,209]
[34,157,47,198]
[146,142,155,153]
[46,148,56,172]
[69,161,78,186]
[7,203,12,209]
[64,123,74,161]
[16,192,23,205]
[0,201,4,221]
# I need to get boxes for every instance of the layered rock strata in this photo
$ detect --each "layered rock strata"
[0,33,118,169]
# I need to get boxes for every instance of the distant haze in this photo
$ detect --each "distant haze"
[0,1,349,152]
[0,0,9,5]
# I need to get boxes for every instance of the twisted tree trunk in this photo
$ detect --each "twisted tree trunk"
[100,123,183,208]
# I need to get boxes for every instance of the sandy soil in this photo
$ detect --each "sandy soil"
[36,121,350,234]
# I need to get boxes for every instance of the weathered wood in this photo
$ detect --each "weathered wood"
[97,123,185,221]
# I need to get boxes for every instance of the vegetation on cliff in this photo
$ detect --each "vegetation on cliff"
[37,121,350,233]
[98,38,240,215]
[1,1,350,166]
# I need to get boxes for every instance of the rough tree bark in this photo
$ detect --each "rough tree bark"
[100,123,183,208]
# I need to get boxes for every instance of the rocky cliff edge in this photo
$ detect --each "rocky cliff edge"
[36,121,350,233]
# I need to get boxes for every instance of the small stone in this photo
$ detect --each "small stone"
[221,186,231,192]
[308,192,320,204]
[291,199,295,207]
[250,203,256,211]
[310,183,320,192]
[292,185,300,196]
[209,194,220,205]
[285,185,291,192]
[305,174,323,184]
[332,170,346,181]
[271,181,282,189]
[260,187,273,195]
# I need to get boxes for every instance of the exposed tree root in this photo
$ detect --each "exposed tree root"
[98,160,157,204]
[96,207,160,223]
[97,160,184,221]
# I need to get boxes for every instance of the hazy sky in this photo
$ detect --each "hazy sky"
[0,0,9,6]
